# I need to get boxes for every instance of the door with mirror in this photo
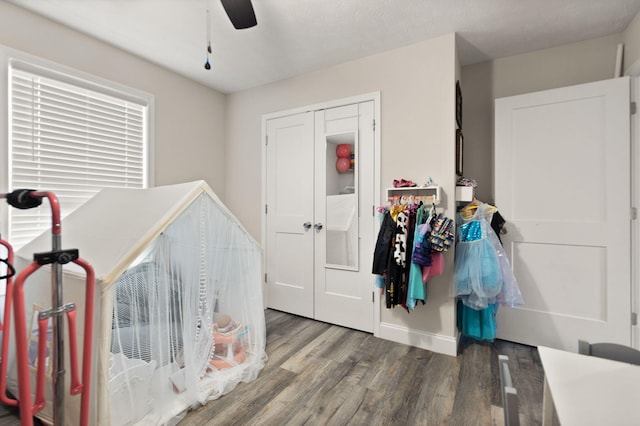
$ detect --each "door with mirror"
[313,102,375,332]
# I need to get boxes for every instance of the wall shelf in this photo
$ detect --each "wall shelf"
[455,186,474,203]
[387,186,440,205]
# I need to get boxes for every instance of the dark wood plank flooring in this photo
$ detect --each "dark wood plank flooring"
[0,309,545,425]
[181,309,545,426]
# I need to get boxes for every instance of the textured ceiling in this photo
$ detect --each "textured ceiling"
[8,0,640,93]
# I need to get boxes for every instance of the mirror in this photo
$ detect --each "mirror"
[325,132,358,270]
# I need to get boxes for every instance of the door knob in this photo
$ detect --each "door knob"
[303,222,312,230]
[314,222,323,231]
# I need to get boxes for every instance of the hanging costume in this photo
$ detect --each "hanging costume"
[454,203,523,341]
[373,202,451,311]
[406,206,430,310]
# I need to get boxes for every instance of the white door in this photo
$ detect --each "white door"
[495,77,631,351]
[265,101,375,332]
[314,102,375,332]
[265,112,315,317]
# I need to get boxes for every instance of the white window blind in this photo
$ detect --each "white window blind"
[8,62,149,250]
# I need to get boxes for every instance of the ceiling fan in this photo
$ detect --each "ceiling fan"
[220,0,257,29]
[204,0,256,69]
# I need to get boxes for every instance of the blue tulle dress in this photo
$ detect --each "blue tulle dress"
[454,203,523,341]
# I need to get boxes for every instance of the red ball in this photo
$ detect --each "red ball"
[336,158,351,173]
[336,144,351,158]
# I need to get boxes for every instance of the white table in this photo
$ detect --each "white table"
[538,346,640,426]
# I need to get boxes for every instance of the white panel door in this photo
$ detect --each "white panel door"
[495,77,631,351]
[265,112,315,317]
[313,102,375,332]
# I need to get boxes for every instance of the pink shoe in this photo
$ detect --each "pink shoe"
[393,179,417,188]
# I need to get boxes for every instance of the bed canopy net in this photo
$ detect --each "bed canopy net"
[8,181,266,425]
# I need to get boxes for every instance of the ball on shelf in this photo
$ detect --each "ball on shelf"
[336,157,351,173]
[336,144,351,158]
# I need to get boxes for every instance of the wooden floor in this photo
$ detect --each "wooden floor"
[181,309,545,426]
[0,309,545,425]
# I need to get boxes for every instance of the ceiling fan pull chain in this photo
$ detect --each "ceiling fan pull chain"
[204,8,212,70]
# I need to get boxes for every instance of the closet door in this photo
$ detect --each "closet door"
[313,102,375,332]
[495,77,631,351]
[265,112,315,318]
[264,99,376,333]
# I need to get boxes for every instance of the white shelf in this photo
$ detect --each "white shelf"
[387,186,440,205]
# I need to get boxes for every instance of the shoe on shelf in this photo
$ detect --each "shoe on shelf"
[393,179,417,188]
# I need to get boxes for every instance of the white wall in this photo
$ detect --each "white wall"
[225,34,459,351]
[624,9,640,72]
[461,33,622,203]
[0,2,227,196]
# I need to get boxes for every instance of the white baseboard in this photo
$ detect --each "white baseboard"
[377,321,458,356]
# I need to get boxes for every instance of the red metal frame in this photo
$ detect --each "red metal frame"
[72,257,95,426]
[28,192,61,236]
[0,239,18,407]
[1,190,95,425]
[13,261,40,426]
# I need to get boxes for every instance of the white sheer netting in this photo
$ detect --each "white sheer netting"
[109,193,266,425]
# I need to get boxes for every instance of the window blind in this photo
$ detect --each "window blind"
[8,64,148,250]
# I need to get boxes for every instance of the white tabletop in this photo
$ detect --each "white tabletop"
[538,346,640,426]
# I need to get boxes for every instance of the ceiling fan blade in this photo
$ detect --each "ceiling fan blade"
[220,0,257,29]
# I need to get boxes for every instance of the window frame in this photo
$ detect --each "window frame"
[1,48,155,247]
